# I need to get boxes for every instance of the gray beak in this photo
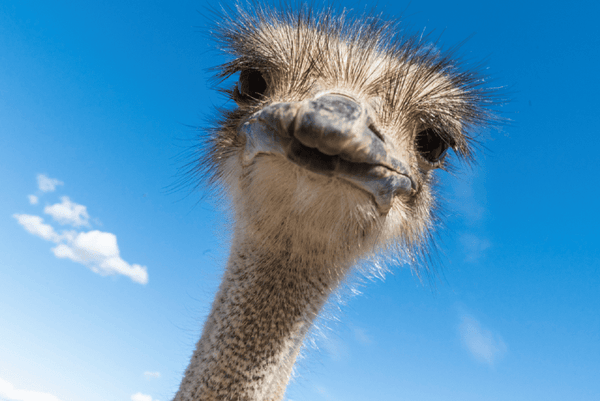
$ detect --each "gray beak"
[239,94,416,213]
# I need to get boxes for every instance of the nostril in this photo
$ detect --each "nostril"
[368,122,385,143]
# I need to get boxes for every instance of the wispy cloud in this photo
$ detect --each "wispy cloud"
[44,197,90,227]
[37,174,63,193]
[322,335,349,362]
[13,176,148,285]
[13,214,61,243]
[313,385,338,401]
[459,233,491,262]
[28,195,39,205]
[446,169,492,261]
[0,377,63,401]
[449,168,487,224]
[143,371,161,379]
[353,326,372,345]
[131,393,159,401]
[458,314,507,365]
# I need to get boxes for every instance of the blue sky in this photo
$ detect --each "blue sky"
[0,1,599,401]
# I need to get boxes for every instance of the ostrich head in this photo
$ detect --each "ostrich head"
[176,4,493,401]
[204,6,490,263]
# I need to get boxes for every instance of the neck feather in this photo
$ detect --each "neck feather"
[174,228,353,401]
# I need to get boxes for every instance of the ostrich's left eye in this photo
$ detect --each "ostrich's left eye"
[237,69,267,101]
[415,128,450,164]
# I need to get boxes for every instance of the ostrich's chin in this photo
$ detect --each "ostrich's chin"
[232,155,402,255]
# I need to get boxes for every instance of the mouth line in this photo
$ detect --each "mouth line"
[286,138,404,179]
[283,138,415,214]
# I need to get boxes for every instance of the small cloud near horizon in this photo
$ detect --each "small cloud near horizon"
[37,174,63,193]
[0,376,63,401]
[144,371,161,379]
[131,393,159,401]
[458,314,507,366]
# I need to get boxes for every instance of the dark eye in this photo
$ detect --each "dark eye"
[236,69,267,101]
[415,128,450,164]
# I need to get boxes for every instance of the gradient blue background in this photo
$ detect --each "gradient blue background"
[1,1,599,400]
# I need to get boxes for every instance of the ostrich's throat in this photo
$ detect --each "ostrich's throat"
[174,231,346,401]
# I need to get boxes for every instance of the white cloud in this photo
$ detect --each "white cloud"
[28,195,39,205]
[13,215,148,285]
[37,174,63,193]
[143,371,161,379]
[131,393,159,401]
[52,230,148,284]
[0,377,63,401]
[44,197,90,227]
[458,315,507,365]
[15,176,148,284]
[13,214,61,243]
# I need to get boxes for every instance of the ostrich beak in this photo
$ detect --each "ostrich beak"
[239,94,416,213]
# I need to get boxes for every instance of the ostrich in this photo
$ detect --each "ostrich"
[175,4,493,401]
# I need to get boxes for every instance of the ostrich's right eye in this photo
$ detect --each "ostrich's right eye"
[236,70,267,101]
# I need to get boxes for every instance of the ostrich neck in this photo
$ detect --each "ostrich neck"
[174,227,349,401]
